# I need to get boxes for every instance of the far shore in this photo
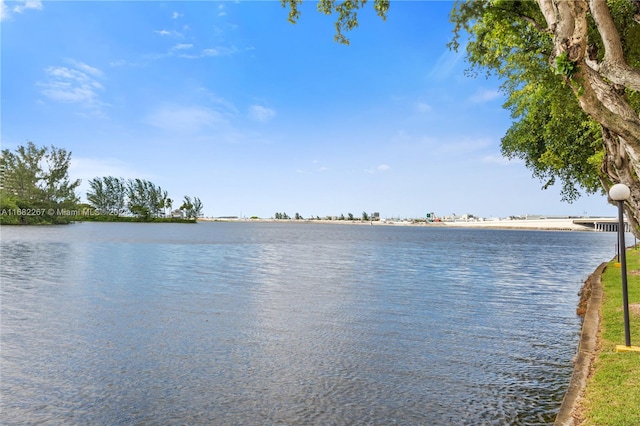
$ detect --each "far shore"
[198,217,617,231]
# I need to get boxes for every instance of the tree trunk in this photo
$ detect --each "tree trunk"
[537,0,640,237]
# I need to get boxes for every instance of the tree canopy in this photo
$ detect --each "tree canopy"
[1,142,80,223]
[283,0,640,236]
[1,141,81,206]
[449,0,640,234]
[2,142,203,224]
[449,0,605,202]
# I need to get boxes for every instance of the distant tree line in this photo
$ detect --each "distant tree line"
[86,177,203,220]
[273,211,376,221]
[1,142,203,224]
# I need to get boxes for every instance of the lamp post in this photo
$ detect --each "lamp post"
[609,183,632,348]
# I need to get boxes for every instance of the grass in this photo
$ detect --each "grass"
[578,248,640,425]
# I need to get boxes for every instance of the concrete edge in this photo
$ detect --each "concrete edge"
[554,262,607,426]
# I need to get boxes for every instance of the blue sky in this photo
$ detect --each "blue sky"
[1,0,614,218]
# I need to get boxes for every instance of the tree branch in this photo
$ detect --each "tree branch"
[577,66,640,153]
[536,0,557,31]
[589,0,640,91]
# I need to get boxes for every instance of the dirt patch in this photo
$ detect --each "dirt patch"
[616,303,640,316]
[628,269,640,276]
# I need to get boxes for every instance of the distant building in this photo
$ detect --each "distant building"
[171,209,184,219]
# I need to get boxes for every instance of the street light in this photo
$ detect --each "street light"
[609,183,637,351]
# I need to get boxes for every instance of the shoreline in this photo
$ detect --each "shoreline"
[199,217,608,232]
[440,218,594,231]
[554,262,607,425]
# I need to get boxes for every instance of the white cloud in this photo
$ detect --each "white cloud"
[1,0,42,21]
[161,45,240,59]
[0,1,9,21]
[365,164,391,174]
[155,29,182,37]
[469,88,501,103]
[196,87,239,115]
[172,43,193,51]
[40,80,95,103]
[172,11,182,19]
[201,46,238,57]
[68,60,103,78]
[416,102,432,113]
[38,60,106,116]
[144,104,231,133]
[218,4,226,16]
[248,105,276,123]
[12,0,41,13]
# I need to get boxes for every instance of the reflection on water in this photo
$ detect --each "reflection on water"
[0,222,618,425]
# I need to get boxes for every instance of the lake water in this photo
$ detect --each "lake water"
[0,222,620,425]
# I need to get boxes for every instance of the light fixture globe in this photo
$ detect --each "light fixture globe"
[610,183,631,201]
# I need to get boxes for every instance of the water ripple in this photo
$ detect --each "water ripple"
[0,223,619,425]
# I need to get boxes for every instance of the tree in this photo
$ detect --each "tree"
[87,177,107,212]
[1,141,80,207]
[283,0,390,45]
[362,211,370,221]
[127,178,150,219]
[181,196,203,220]
[283,0,640,236]
[448,0,640,235]
[181,196,193,219]
[126,178,166,219]
[105,176,127,215]
[40,145,81,205]
[158,189,168,217]
[87,176,126,215]
[192,197,203,218]
[1,142,46,203]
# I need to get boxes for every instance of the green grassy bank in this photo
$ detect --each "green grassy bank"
[578,249,640,425]
[0,213,196,225]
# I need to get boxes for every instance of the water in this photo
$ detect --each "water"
[0,222,619,425]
